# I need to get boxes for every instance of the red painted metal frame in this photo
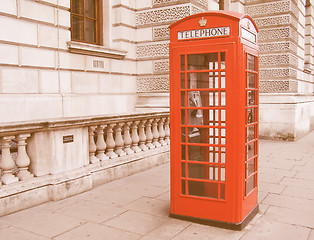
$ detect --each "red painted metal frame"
[169,11,259,228]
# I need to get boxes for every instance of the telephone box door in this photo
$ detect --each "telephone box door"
[171,42,237,223]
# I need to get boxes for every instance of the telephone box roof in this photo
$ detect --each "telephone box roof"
[169,10,258,33]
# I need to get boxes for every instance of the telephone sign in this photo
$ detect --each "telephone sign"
[169,11,259,230]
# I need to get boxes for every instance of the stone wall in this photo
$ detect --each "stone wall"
[245,0,314,139]
[0,0,137,123]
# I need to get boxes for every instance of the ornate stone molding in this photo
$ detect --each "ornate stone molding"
[259,68,297,79]
[153,26,170,40]
[259,41,298,53]
[154,60,170,73]
[258,27,298,42]
[136,5,191,26]
[245,1,291,17]
[153,0,208,10]
[259,53,298,67]
[137,42,169,59]
[254,15,291,28]
[137,75,169,92]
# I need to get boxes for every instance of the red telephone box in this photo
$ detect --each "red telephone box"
[169,11,259,230]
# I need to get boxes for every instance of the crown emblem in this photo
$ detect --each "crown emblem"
[199,17,207,27]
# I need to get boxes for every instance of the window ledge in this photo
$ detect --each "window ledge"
[67,41,127,59]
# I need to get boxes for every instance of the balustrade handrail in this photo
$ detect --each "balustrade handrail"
[0,111,170,136]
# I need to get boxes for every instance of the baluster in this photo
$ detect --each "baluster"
[106,124,118,159]
[15,134,34,180]
[164,117,170,145]
[89,126,99,164]
[158,118,167,146]
[138,120,148,151]
[145,119,155,149]
[114,123,126,157]
[123,122,134,155]
[0,136,19,184]
[96,125,109,161]
[131,121,141,153]
[152,118,161,148]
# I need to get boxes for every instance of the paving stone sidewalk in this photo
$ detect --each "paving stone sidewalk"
[0,131,313,240]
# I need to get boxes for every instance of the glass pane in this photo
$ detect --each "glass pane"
[181,91,185,107]
[188,181,218,199]
[221,71,226,88]
[181,109,185,124]
[220,52,226,69]
[180,73,185,89]
[247,90,256,106]
[247,72,256,88]
[72,16,84,41]
[247,54,256,71]
[187,145,208,162]
[246,175,255,195]
[188,163,225,181]
[247,141,256,160]
[188,109,219,126]
[221,91,226,106]
[181,180,186,194]
[221,166,225,182]
[220,183,225,199]
[85,0,96,18]
[247,125,256,142]
[181,162,186,177]
[187,127,208,144]
[188,163,207,179]
[181,145,186,160]
[247,107,256,124]
[187,72,219,89]
[246,158,255,177]
[187,109,203,125]
[181,127,186,142]
[180,55,185,71]
[85,19,96,43]
[221,109,226,126]
[72,0,84,15]
[221,152,225,163]
[188,53,218,70]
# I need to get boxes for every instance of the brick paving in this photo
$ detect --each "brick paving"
[0,131,313,239]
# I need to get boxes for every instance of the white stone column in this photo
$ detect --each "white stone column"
[158,118,167,146]
[96,125,109,161]
[15,134,34,180]
[138,120,148,151]
[106,124,118,159]
[114,123,126,157]
[152,118,161,148]
[131,121,141,153]
[145,119,155,149]
[164,117,170,145]
[0,136,19,184]
[89,126,99,164]
[123,122,134,155]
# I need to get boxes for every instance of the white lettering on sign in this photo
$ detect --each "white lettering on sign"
[178,26,230,40]
[241,28,256,43]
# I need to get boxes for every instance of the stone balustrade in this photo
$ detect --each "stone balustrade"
[87,115,170,163]
[0,111,170,216]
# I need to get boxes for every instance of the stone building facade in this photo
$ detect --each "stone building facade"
[0,0,313,138]
[0,0,313,217]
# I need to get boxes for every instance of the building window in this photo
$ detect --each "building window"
[219,0,224,10]
[70,0,102,44]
